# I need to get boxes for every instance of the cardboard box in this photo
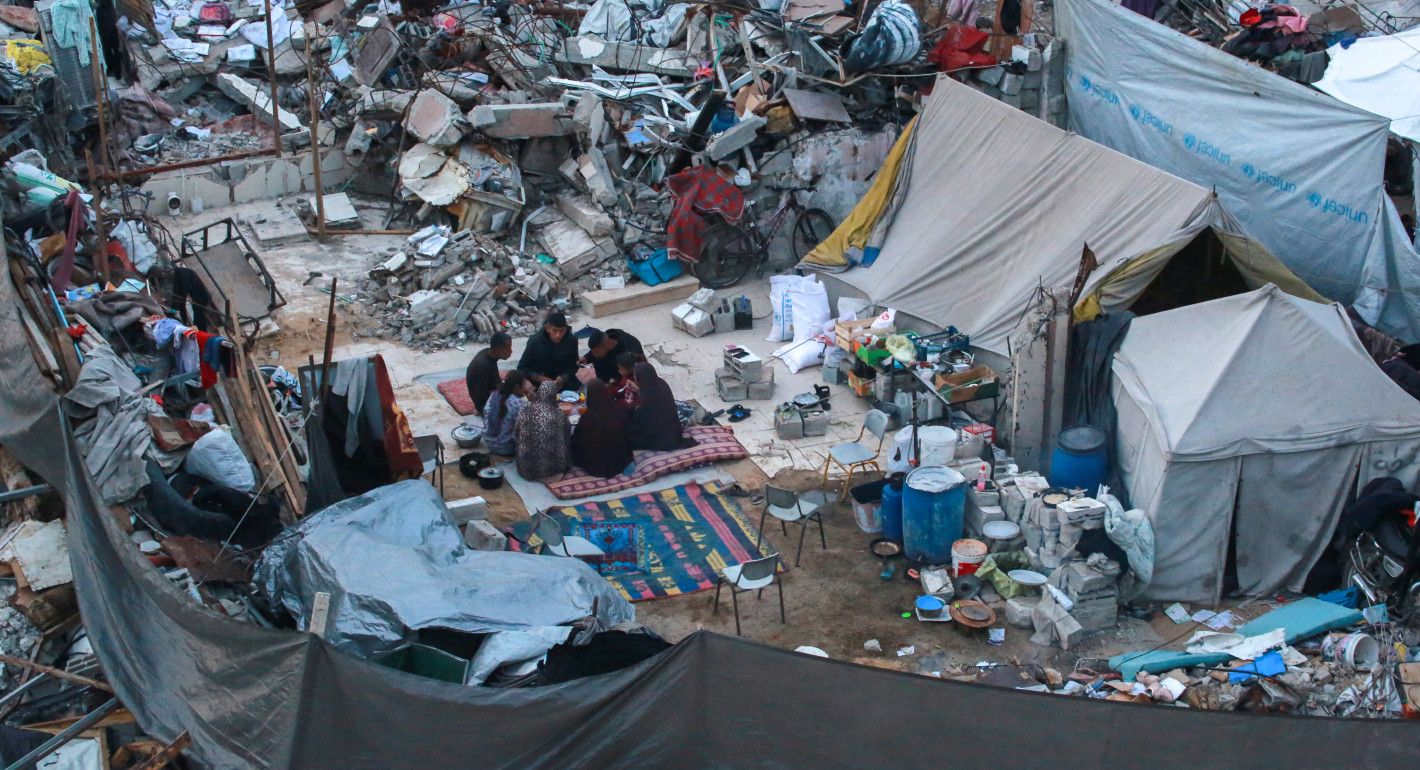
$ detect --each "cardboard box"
[934,364,999,403]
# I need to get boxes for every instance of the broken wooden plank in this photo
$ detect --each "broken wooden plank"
[583,274,701,318]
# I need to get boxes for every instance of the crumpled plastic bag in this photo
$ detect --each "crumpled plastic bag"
[1105,506,1154,601]
[976,551,1031,599]
[185,428,257,493]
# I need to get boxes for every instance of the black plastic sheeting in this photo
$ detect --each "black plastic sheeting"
[1064,311,1135,504]
[1,271,1417,768]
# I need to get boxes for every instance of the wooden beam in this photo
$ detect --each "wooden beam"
[0,653,112,693]
[133,731,191,770]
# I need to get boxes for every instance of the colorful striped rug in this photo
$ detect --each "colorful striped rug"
[510,481,771,601]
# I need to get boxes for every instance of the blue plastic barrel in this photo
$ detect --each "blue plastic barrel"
[880,472,907,543]
[902,466,967,564]
[1050,426,1108,492]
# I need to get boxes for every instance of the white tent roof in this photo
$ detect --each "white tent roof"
[829,76,1214,355]
[1112,285,1420,461]
[1315,25,1420,142]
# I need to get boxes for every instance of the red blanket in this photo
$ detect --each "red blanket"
[665,167,745,263]
[542,424,747,500]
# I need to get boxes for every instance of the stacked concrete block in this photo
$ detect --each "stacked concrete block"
[1062,561,1119,631]
[717,345,774,400]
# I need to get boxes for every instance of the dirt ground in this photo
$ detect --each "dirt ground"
[444,457,1170,677]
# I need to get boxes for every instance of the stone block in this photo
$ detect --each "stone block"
[464,519,507,551]
[556,194,614,237]
[1012,45,1043,72]
[405,89,470,147]
[975,65,1006,87]
[707,115,766,161]
[1000,73,1024,96]
[578,148,617,206]
[1005,595,1039,628]
[468,102,571,139]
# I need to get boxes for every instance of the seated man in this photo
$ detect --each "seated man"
[1380,344,1420,401]
[581,328,645,383]
[465,332,512,416]
[517,312,579,388]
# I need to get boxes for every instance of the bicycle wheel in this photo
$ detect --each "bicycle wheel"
[694,222,758,289]
[791,208,835,260]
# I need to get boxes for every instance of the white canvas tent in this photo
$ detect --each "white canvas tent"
[803,75,1314,355]
[1111,285,1420,603]
[1315,25,1420,143]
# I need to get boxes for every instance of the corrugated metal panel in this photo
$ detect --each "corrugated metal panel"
[36,0,98,118]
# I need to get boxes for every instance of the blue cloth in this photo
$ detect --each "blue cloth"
[51,0,99,66]
[1229,650,1286,683]
[482,393,524,455]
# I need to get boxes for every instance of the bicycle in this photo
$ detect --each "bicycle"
[692,187,834,289]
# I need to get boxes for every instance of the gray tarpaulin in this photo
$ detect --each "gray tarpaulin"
[63,346,181,504]
[255,479,632,680]
[0,268,1415,767]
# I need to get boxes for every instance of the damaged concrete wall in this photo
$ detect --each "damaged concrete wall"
[139,149,360,211]
[999,286,1072,473]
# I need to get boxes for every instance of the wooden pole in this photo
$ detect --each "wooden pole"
[84,150,111,287]
[0,653,113,693]
[263,0,283,157]
[304,27,325,235]
[317,277,338,408]
[87,18,112,174]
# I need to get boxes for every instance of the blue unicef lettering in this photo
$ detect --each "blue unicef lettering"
[1241,163,1296,193]
[1128,103,1172,136]
[1308,192,1370,224]
[1180,133,1228,166]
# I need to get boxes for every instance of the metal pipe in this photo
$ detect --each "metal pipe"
[0,673,46,709]
[519,205,548,256]
[103,148,279,180]
[0,484,51,504]
[4,697,120,770]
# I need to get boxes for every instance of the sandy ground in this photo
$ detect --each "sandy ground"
[174,197,1217,675]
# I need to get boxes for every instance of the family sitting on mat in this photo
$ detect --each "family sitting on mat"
[468,312,697,481]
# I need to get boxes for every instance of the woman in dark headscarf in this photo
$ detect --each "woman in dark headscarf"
[515,381,571,480]
[571,380,634,478]
[629,362,697,451]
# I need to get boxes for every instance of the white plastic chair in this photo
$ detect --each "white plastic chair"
[712,553,785,636]
[820,408,890,499]
[757,485,824,566]
[535,513,605,558]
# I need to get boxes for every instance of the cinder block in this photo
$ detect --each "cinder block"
[464,519,507,551]
[1011,45,1043,72]
[1000,73,1024,96]
[976,66,1006,87]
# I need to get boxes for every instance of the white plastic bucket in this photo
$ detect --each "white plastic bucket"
[1322,631,1379,669]
[951,538,988,576]
[918,426,957,466]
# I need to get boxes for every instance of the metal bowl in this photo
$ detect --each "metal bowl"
[451,424,483,449]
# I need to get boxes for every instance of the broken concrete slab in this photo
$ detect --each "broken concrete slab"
[783,88,851,123]
[556,36,694,77]
[578,148,618,207]
[246,206,308,246]
[467,102,572,139]
[313,192,360,228]
[556,194,614,238]
[215,73,304,133]
[405,89,470,148]
[583,274,700,318]
[535,212,618,278]
[707,115,766,161]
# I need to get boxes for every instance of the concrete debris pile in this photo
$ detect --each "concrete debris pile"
[351,222,612,351]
